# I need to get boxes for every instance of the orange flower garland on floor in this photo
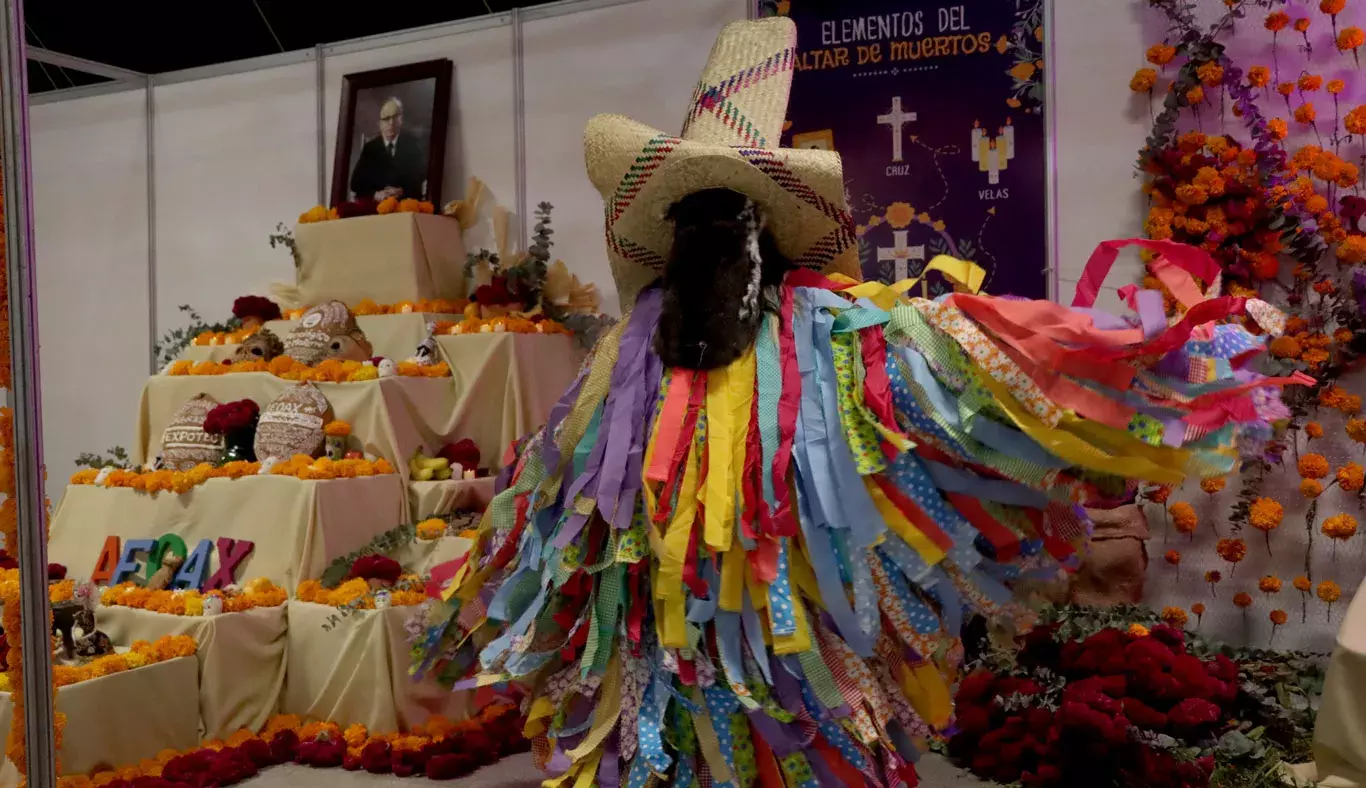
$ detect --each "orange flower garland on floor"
[55,701,528,788]
[70,456,396,495]
[165,356,451,382]
[100,579,286,615]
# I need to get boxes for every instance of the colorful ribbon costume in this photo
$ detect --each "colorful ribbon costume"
[411,245,1298,787]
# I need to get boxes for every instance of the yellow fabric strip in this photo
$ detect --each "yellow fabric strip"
[865,478,946,565]
[720,540,746,613]
[772,594,813,655]
[971,362,1189,484]
[789,545,824,610]
[898,661,953,730]
[703,344,756,551]
[659,438,701,602]
[523,696,556,738]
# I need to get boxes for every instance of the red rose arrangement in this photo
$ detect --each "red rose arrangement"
[951,623,1236,787]
[437,439,481,473]
[473,276,521,307]
[231,296,282,326]
[348,555,402,586]
[203,400,261,436]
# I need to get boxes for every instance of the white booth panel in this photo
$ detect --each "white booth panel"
[30,89,151,504]
[522,0,748,315]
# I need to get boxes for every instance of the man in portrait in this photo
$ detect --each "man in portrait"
[349,96,428,201]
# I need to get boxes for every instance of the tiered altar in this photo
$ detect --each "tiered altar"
[31,209,589,774]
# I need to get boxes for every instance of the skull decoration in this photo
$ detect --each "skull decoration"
[373,589,392,610]
[231,328,285,363]
[202,595,224,616]
[284,301,374,365]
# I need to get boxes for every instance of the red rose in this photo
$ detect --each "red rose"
[361,740,392,773]
[268,729,299,763]
[236,738,275,768]
[210,748,259,783]
[296,737,345,767]
[1205,653,1239,683]
[1149,624,1187,650]
[473,276,518,306]
[232,296,282,324]
[349,554,402,584]
[203,400,260,436]
[343,752,363,771]
[0,552,16,571]
[427,752,479,780]
[1168,697,1222,732]
[956,670,998,704]
[337,199,379,218]
[129,778,180,788]
[47,563,66,581]
[392,747,427,777]
[1122,697,1168,731]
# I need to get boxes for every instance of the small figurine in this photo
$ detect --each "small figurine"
[409,324,439,366]
[373,589,392,610]
[202,595,224,616]
[146,554,184,591]
[93,467,114,486]
[378,358,397,378]
[72,607,114,659]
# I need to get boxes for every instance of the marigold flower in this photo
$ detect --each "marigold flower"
[1128,623,1150,637]
[1324,513,1360,541]
[1299,74,1324,92]
[1191,602,1206,615]
[1200,477,1226,495]
[1296,17,1312,33]
[1259,575,1283,594]
[1339,26,1366,51]
[1302,478,1325,498]
[1217,537,1248,569]
[1318,580,1343,603]
[1266,11,1291,31]
[1130,67,1158,93]
[1198,62,1225,87]
[1168,501,1196,535]
[1341,234,1366,263]
[1233,592,1254,609]
[1278,81,1297,97]
[1340,463,1366,492]
[1270,609,1289,626]
[1148,485,1172,504]
[1323,0,1347,14]
[1330,79,1347,94]
[1267,117,1289,140]
[1206,569,1222,585]
[1294,575,1313,593]
[1165,549,1181,566]
[1295,103,1318,125]
[1249,498,1285,532]
[885,201,914,229]
[1146,43,1177,65]
[1307,421,1325,439]
[1162,607,1189,628]
[1187,86,1206,105]
[1299,453,1330,479]
[1269,335,1302,358]
[1248,65,1271,87]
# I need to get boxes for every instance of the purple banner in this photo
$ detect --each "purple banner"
[776,1,1048,298]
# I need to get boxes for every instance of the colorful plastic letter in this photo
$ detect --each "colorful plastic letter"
[172,538,213,591]
[113,538,155,585]
[205,538,254,591]
[91,536,121,585]
[144,533,189,584]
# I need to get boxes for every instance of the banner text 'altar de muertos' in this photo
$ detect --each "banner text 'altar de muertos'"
[776,0,1048,298]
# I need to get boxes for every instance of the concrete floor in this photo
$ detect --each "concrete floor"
[236,752,990,786]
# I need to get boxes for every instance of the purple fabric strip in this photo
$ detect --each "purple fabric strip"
[1133,289,1167,339]
[597,732,621,787]
[745,709,805,756]
[540,363,591,476]
[807,748,844,788]
[771,657,806,715]
[595,289,663,530]
[553,402,611,549]
[1073,307,1132,331]
[613,336,663,530]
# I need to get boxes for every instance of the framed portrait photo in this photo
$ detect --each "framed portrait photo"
[331,59,453,208]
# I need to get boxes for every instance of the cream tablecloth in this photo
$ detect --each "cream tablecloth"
[1292,586,1366,786]
[181,313,461,364]
[0,656,199,775]
[283,601,469,733]
[95,605,288,741]
[291,213,466,308]
[48,475,406,589]
[143,334,582,474]
[393,534,472,576]
[409,478,495,520]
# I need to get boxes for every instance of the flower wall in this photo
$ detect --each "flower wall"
[1131,0,1366,653]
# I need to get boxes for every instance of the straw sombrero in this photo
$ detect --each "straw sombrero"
[585,17,860,310]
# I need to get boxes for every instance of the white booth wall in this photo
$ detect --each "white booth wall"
[27,0,1150,503]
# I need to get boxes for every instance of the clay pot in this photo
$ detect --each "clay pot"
[1070,504,1150,607]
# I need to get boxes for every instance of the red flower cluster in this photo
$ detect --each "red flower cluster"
[437,439,481,472]
[47,563,66,582]
[231,296,282,324]
[473,276,521,307]
[349,554,402,585]
[95,704,527,788]
[952,624,1233,787]
[203,400,261,436]
[336,198,379,218]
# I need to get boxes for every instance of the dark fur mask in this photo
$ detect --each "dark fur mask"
[654,189,792,369]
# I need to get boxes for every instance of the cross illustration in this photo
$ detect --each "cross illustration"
[878,230,926,282]
[877,97,917,163]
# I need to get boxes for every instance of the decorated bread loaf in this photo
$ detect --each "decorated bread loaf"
[283,300,373,365]
[254,382,334,460]
[162,393,223,471]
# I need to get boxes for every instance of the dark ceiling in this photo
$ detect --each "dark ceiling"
[22,0,562,93]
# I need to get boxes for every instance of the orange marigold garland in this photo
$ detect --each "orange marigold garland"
[71,456,396,496]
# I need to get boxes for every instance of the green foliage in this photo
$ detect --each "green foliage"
[268,223,300,270]
[505,202,554,305]
[319,522,416,588]
[74,446,132,471]
[154,305,241,370]
[463,249,501,281]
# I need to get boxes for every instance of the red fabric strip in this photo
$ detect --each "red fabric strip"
[872,474,955,553]
[751,727,788,788]
[945,493,1021,562]
[652,374,708,526]
[771,285,802,537]
[646,369,696,482]
[858,326,907,459]
[786,268,851,291]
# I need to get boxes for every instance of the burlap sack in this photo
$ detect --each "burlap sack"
[1070,504,1151,607]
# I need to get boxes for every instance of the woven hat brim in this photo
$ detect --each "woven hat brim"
[586,114,859,308]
